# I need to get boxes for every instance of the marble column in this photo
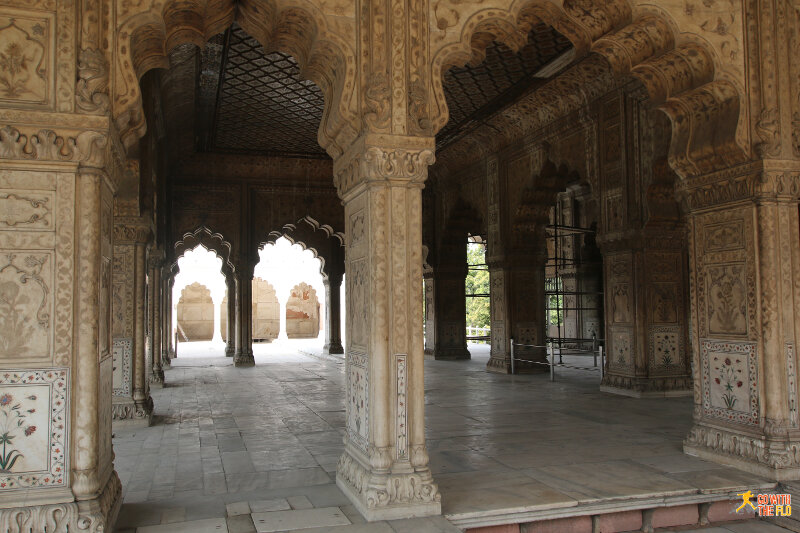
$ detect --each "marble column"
[486,251,549,373]
[149,253,165,386]
[167,276,175,359]
[160,270,171,368]
[132,239,154,422]
[234,267,255,366]
[598,229,692,397]
[111,217,154,426]
[431,263,470,360]
[225,277,235,357]
[324,273,344,354]
[683,168,800,480]
[334,136,440,520]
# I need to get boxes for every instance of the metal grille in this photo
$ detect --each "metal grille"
[438,23,573,149]
[211,25,327,157]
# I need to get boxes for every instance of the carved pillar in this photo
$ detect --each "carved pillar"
[234,267,255,367]
[160,269,171,368]
[681,166,800,480]
[598,229,692,397]
[486,251,549,373]
[112,217,153,426]
[334,137,440,520]
[431,261,469,360]
[167,276,175,358]
[225,277,235,357]
[324,273,344,355]
[149,253,165,386]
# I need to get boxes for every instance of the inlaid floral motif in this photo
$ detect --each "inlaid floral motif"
[0,392,37,472]
[702,340,758,425]
[713,355,744,409]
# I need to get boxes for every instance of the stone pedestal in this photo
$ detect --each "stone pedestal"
[324,274,344,354]
[334,137,440,521]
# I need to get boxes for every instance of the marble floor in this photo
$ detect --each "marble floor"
[112,341,786,532]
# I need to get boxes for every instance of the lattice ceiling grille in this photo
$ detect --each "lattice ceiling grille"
[196,23,572,157]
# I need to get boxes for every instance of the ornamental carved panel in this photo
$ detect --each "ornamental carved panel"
[0,9,54,108]
[112,338,131,397]
[649,282,678,324]
[346,350,368,452]
[0,168,74,368]
[706,263,748,336]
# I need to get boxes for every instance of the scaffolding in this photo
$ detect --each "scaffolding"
[544,203,604,368]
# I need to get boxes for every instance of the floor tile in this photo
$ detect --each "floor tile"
[251,507,351,532]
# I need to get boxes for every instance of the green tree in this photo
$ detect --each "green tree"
[465,243,490,328]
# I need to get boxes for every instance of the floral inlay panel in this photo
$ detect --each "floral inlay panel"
[112,338,131,397]
[702,340,758,425]
[0,251,52,361]
[0,368,68,490]
[648,326,685,374]
[0,9,53,107]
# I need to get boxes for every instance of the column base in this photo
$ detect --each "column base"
[0,470,122,533]
[601,374,693,397]
[225,346,234,357]
[324,342,344,355]
[684,422,800,481]
[234,352,255,367]
[336,448,441,521]
[150,370,164,388]
[431,346,471,360]
[111,397,153,428]
[162,357,171,368]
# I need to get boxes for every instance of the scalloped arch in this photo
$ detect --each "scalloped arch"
[258,216,345,279]
[429,0,748,179]
[171,226,236,279]
[114,0,358,157]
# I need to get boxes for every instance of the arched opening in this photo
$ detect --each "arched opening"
[171,245,228,357]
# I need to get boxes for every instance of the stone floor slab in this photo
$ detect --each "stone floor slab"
[137,517,228,533]
[251,507,351,532]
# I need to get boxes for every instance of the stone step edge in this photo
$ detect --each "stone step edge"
[445,482,777,530]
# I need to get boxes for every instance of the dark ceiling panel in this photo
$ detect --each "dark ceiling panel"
[211,25,327,158]
[196,23,572,158]
[437,23,574,149]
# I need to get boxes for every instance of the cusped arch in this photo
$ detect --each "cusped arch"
[114,0,358,157]
[171,226,236,279]
[429,0,748,180]
[258,216,345,279]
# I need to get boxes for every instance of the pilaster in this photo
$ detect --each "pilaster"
[324,272,344,355]
[148,250,165,386]
[111,216,153,426]
[233,266,255,367]
[334,134,441,520]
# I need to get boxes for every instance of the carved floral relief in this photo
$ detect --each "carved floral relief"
[0,11,53,107]
[0,191,51,229]
[706,263,748,335]
[346,350,368,452]
[0,368,68,490]
[112,338,131,397]
[0,252,51,361]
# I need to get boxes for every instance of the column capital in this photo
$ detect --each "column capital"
[333,134,435,200]
[676,158,800,211]
[113,216,152,244]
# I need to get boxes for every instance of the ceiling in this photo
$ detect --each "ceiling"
[191,23,573,159]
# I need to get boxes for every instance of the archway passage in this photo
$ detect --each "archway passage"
[176,282,214,341]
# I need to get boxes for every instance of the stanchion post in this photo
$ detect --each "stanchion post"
[175,331,178,358]
[548,341,554,382]
[510,338,515,375]
[599,345,604,380]
[592,332,597,367]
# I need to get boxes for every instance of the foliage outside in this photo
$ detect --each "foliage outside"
[465,243,489,329]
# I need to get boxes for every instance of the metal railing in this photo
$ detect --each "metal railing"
[510,338,604,382]
[466,326,490,344]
